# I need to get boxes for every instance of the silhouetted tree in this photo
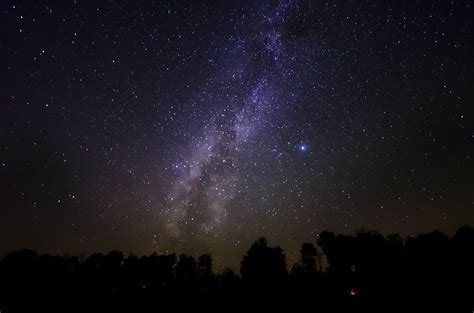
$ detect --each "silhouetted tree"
[1,226,473,312]
[176,254,197,282]
[105,250,123,269]
[197,254,212,279]
[82,252,105,269]
[291,241,321,288]
[156,253,177,287]
[451,225,474,310]
[240,237,287,285]
[219,267,239,286]
[300,242,319,272]
[318,231,356,274]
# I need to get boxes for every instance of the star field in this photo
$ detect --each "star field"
[1,0,473,269]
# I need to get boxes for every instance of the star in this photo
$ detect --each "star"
[298,143,308,152]
[1,0,472,271]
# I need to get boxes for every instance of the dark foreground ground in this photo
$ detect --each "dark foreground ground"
[1,227,473,312]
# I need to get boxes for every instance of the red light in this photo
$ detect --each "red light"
[349,288,358,296]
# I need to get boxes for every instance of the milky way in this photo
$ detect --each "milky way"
[164,2,297,242]
[1,0,473,269]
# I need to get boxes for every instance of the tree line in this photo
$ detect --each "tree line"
[1,226,473,312]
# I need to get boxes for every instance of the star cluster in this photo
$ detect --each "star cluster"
[1,0,473,269]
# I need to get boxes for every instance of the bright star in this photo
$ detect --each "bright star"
[298,143,308,152]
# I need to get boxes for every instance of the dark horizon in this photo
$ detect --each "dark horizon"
[1,224,473,270]
[0,224,471,272]
[1,225,473,312]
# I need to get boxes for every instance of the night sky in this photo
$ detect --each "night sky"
[1,0,473,270]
